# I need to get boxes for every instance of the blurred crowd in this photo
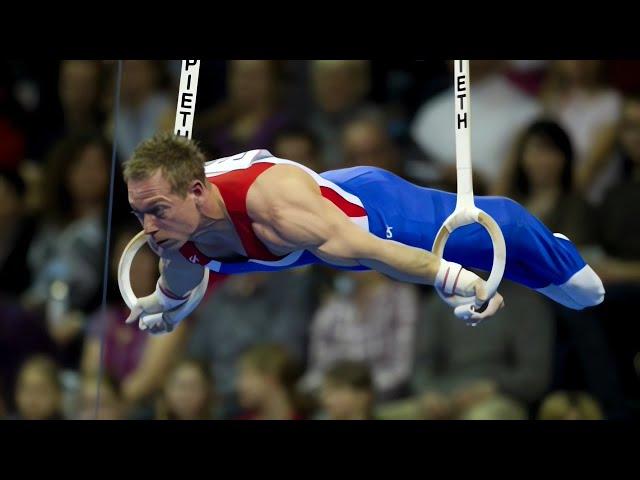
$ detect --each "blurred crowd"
[1,59,639,420]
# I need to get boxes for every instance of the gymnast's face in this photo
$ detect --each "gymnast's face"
[127,169,204,252]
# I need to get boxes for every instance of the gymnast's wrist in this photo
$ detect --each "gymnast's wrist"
[156,280,190,310]
[435,259,465,296]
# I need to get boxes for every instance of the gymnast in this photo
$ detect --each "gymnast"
[123,133,605,334]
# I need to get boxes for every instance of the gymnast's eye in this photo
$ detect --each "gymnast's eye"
[154,207,167,219]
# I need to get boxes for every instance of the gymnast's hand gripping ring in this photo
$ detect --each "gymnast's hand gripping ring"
[118,230,209,321]
[432,60,506,319]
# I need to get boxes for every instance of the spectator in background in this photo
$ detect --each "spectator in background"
[342,114,402,174]
[81,225,190,414]
[195,60,290,158]
[318,360,375,420]
[411,60,541,193]
[154,359,217,420]
[108,60,172,162]
[11,355,64,420]
[0,169,37,297]
[537,391,604,420]
[539,60,622,203]
[502,119,598,245]
[585,94,640,415]
[187,270,317,417]
[76,375,124,420]
[458,394,529,420]
[58,61,104,139]
[308,60,380,169]
[273,126,322,172]
[577,91,640,205]
[236,344,305,420]
[411,281,554,418]
[301,270,418,402]
[22,134,111,367]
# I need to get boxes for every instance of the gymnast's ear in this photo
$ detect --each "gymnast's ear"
[187,180,207,204]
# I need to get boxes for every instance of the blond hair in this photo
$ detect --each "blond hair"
[123,132,206,197]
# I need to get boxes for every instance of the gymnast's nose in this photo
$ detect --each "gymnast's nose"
[143,214,159,235]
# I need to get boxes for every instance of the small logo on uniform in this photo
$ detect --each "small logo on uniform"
[189,255,199,264]
[386,226,393,239]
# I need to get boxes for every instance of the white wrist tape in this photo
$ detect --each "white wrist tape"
[156,280,190,311]
[435,260,465,296]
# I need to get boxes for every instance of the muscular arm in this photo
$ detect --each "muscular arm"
[251,166,442,286]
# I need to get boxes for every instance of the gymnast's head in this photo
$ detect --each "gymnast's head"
[124,133,209,251]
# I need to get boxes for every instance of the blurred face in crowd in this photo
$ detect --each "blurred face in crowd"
[274,134,321,171]
[553,60,602,88]
[128,169,203,251]
[343,120,397,171]
[121,60,158,107]
[163,362,211,420]
[78,379,122,420]
[15,362,62,420]
[228,60,278,111]
[620,99,640,164]
[66,143,109,205]
[0,176,22,230]
[321,380,371,420]
[521,134,567,190]
[59,60,100,118]
[236,362,273,411]
[312,60,369,115]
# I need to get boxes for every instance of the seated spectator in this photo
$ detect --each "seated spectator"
[537,391,604,420]
[187,269,317,417]
[107,60,172,162]
[81,225,190,413]
[0,169,37,297]
[195,60,290,158]
[308,60,381,169]
[235,344,305,420]
[492,119,627,418]
[11,355,64,420]
[583,100,640,415]
[318,360,375,420]
[411,280,554,412]
[503,119,598,246]
[22,133,111,366]
[342,114,403,175]
[577,91,640,205]
[411,60,541,193]
[56,61,105,141]
[301,270,418,401]
[273,126,322,171]
[458,394,529,420]
[76,374,124,420]
[539,61,622,203]
[153,359,217,420]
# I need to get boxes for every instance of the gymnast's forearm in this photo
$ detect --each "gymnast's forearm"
[357,239,442,285]
[158,255,204,298]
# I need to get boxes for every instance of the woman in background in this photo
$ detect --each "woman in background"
[154,359,217,420]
